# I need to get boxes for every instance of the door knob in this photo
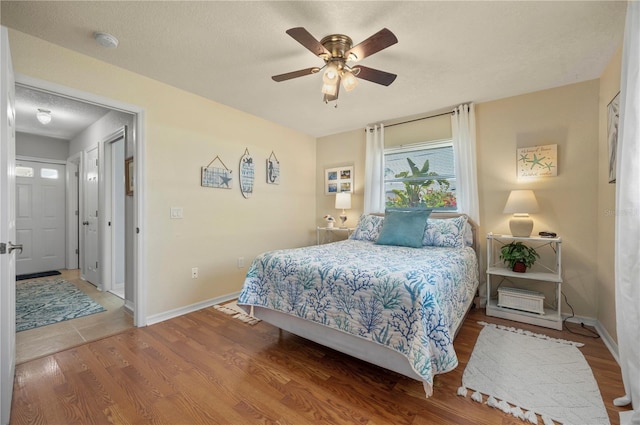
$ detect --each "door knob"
[7,241,23,255]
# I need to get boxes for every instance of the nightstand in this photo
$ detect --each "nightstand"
[316,226,354,245]
[486,233,563,330]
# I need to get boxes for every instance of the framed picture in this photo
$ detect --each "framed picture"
[608,92,620,183]
[516,144,557,178]
[325,165,353,195]
[125,157,134,196]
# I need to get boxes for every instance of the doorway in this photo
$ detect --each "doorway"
[14,74,147,328]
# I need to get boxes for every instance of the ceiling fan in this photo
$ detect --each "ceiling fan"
[272,27,398,103]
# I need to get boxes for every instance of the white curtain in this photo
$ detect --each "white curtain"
[451,104,480,225]
[364,124,385,214]
[614,2,640,424]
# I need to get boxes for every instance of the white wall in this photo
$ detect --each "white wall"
[16,132,69,160]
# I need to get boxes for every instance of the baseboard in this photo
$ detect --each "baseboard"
[564,314,619,365]
[123,299,134,315]
[146,291,240,326]
[594,321,619,364]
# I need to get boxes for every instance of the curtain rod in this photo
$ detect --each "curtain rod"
[386,111,453,128]
[365,110,455,133]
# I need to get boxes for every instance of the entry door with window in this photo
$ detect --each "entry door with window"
[15,160,66,275]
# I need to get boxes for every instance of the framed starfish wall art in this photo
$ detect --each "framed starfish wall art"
[517,144,557,178]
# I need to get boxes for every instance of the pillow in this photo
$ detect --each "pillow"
[422,215,469,248]
[463,220,474,247]
[375,209,431,248]
[350,214,385,242]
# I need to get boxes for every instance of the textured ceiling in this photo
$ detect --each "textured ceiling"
[15,85,111,140]
[1,1,627,138]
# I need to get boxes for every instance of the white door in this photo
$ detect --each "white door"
[0,25,17,425]
[83,146,99,286]
[15,160,66,275]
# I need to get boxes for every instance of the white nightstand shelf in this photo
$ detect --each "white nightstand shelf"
[486,233,563,330]
[316,226,355,245]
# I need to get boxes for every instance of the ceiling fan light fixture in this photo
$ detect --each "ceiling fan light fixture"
[321,80,339,96]
[36,109,52,125]
[322,62,340,84]
[342,70,358,92]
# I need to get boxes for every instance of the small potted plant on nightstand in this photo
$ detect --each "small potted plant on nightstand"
[499,241,540,273]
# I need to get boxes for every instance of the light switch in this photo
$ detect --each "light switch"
[170,207,183,219]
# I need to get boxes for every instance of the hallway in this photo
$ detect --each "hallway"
[15,269,133,364]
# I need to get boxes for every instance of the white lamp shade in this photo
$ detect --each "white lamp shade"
[335,192,352,209]
[504,190,539,237]
[503,190,539,214]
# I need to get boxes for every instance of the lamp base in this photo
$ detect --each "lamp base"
[339,213,347,228]
[509,214,534,237]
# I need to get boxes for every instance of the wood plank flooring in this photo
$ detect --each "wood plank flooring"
[10,307,630,424]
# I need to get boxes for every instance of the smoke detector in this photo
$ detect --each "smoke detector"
[94,32,119,48]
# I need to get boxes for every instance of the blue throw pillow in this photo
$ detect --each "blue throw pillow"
[375,209,432,248]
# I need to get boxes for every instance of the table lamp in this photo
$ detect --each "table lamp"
[335,192,352,228]
[503,190,539,237]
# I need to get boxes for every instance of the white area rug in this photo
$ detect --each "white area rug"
[458,322,609,425]
[213,301,261,325]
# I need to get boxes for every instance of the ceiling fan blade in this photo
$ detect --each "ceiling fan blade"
[272,67,320,82]
[354,65,397,86]
[346,28,398,62]
[286,27,331,58]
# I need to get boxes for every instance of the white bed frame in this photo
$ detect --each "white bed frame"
[240,213,479,393]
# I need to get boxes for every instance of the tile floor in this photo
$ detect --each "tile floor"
[15,269,133,364]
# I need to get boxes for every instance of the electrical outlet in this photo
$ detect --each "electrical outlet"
[237,257,245,268]
[191,267,198,278]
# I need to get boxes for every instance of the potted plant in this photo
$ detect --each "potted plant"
[499,241,540,273]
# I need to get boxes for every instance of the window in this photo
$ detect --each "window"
[15,166,34,178]
[40,168,59,179]
[384,140,457,210]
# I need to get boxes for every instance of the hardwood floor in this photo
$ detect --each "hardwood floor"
[15,269,133,364]
[10,306,629,424]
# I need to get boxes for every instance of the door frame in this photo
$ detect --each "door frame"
[100,127,127,295]
[66,152,81,270]
[14,74,147,327]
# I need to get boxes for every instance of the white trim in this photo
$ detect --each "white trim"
[563,315,620,365]
[146,291,240,326]
[595,321,620,364]
[65,152,81,270]
[99,127,126,294]
[15,74,148,327]
[15,155,67,165]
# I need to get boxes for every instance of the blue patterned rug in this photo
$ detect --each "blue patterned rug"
[16,278,106,332]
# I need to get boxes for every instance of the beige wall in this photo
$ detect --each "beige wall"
[318,80,602,319]
[477,80,600,319]
[315,114,452,228]
[598,46,622,341]
[9,29,317,318]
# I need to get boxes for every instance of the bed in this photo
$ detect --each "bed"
[237,212,479,397]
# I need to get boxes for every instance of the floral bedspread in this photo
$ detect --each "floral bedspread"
[238,239,478,391]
